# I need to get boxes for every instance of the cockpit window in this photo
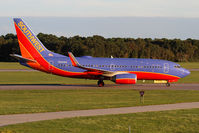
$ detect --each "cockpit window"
[174,65,181,68]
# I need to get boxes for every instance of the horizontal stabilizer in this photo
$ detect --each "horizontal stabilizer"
[10,54,36,62]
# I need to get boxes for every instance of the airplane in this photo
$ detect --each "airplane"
[11,18,190,87]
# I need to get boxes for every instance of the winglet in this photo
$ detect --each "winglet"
[68,52,114,76]
[68,52,80,67]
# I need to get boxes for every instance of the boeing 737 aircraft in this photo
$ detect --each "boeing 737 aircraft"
[11,18,190,87]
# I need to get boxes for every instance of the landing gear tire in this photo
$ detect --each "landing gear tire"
[166,82,170,87]
[98,80,104,87]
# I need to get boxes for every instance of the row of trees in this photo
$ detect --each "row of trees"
[0,33,199,62]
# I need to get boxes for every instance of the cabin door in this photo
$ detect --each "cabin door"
[152,64,155,72]
[110,64,115,70]
[164,63,169,73]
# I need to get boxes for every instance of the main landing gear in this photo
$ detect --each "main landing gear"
[166,82,170,87]
[97,80,104,87]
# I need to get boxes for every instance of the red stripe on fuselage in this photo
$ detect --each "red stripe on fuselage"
[129,71,179,80]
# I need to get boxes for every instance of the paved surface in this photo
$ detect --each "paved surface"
[0,71,198,127]
[0,102,199,127]
[0,83,199,90]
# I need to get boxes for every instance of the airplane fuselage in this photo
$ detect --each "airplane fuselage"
[13,18,190,87]
[21,53,190,81]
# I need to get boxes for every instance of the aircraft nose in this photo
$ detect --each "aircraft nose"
[184,69,190,77]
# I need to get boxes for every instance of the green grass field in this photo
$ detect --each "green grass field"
[0,89,199,115]
[0,62,29,70]
[0,70,198,84]
[0,71,104,84]
[0,62,199,132]
[178,62,199,69]
[0,108,199,133]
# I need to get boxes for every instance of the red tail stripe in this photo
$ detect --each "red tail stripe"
[15,23,86,76]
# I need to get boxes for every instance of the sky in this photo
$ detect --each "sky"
[1,0,199,18]
[0,0,199,39]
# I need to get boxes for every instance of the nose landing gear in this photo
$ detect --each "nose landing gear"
[97,80,104,87]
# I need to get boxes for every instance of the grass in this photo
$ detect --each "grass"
[0,71,105,84]
[0,89,199,115]
[0,62,198,132]
[0,108,199,133]
[178,62,199,69]
[0,62,29,70]
[0,70,199,84]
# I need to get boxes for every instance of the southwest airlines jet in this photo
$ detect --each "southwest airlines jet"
[11,18,190,87]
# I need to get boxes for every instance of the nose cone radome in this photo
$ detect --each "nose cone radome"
[185,69,190,76]
[183,69,190,77]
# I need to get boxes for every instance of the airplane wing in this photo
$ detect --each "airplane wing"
[68,52,128,77]
[10,54,36,63]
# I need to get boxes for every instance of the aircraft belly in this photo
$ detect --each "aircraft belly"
[129,71,179,80]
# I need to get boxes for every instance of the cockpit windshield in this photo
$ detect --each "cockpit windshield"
[174,65,181,68]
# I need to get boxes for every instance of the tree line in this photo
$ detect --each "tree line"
[0,33,199,62]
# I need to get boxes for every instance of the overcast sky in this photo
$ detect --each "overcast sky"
[1,0,199,17]
[0,0,199,39]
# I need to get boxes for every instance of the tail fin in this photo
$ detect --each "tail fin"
[13,18,49,59]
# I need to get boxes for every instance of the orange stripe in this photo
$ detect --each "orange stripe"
[18,40,48,72]
[18,40,34,60]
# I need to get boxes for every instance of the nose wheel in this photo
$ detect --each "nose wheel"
[98,80,104,87]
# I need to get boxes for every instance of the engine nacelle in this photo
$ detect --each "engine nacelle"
[112,74,137,84]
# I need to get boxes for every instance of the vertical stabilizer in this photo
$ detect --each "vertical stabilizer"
[13,18,49,59]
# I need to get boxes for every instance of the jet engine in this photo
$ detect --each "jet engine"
[112,73,137,84]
